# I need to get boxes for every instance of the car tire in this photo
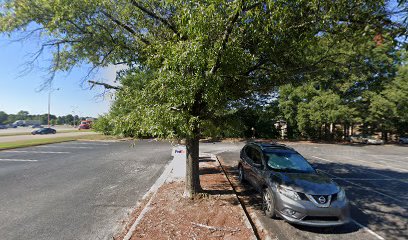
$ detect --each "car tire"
[238,165,246,183]
[263,187,276,218]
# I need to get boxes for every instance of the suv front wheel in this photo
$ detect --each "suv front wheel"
[238,165,246,183]
[263,187,276,218]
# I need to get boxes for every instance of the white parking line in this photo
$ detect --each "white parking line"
[351,219,385,240]
[342,156,408,172]
[0,159,38,162]
[318,169,406,204]
[331,178,406,181]
[311,156,408,184]
[309,157,390,239]
[36,146,94,149]
[2,150,70,154]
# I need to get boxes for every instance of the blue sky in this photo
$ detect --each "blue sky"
[0,34,114,117]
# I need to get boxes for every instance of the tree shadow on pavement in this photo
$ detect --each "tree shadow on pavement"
[199,166,222,175]
[199,156,216,163]
[199,159,238,199]
[312,161,408,238]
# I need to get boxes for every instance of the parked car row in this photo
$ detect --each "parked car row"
[399,136,408,144]
[0,123,18,129]
[348,134,408,144]
[0,124,46,129]
[349,134,384,144]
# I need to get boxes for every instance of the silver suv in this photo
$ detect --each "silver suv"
[238,142,350,227]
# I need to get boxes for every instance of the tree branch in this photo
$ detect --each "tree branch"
[101,10,150,45]
[210,0,245,75]
[129,0,185,40]
[88,80,121,90]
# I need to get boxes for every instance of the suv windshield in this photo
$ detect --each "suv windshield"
[264,150,315,173]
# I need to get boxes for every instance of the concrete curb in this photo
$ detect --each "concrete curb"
[122,158,175,240]
[216,154,277,240]
[213,154,260,240]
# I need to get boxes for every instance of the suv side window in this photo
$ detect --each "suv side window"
[251,147,263,166]
[245,146,252,159]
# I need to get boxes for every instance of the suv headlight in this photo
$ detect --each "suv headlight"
[278,186,300,200]
[337,188,346,201]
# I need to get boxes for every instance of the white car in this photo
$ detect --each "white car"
[399,137,408,144]
[366,136,384,145]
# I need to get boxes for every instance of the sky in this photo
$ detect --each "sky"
[0,33,115,117]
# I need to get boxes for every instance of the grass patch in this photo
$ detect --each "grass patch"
[0,132,35,137]
[0,133,122,150]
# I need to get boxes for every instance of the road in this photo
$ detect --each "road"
[0,131,97,143]
[212,141,408,240]
[0,140,172,240]
[0,126,75,135]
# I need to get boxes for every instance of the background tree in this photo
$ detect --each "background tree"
[1,0,406,197]
[0,111,8,124]
[16,111,29,119]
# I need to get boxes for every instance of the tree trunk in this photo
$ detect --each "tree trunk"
[184,124,202,198]
[343,123,347,140]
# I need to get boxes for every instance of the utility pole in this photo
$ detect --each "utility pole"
[71,106,78,128]
[48,87,60,128]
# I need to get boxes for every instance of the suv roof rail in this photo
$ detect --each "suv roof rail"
[248,141,293,150]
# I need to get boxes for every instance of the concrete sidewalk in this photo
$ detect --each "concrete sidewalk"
[119,153,257,240]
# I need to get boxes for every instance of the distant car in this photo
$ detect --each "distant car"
[31,128,56,135]
[238,142,350,227]
[349,134,384,144]
[365,136,384,145]
[0,124,8,129]
[349,134,368,143]
[399,136,408,144]
[78,124,90,130]
[31,124,43,128]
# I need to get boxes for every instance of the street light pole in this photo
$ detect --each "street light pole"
[71,106,78,128]
[48,88,60,128]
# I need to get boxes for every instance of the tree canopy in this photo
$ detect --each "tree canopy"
[1,0,407,196]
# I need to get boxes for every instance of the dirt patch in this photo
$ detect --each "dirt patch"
[128,158,255,240]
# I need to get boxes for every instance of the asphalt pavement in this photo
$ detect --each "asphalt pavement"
[0,139,172,240]
[215,141,408,240]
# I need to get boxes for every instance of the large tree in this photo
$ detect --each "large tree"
[0,111,8,124]
[1,0,406,197]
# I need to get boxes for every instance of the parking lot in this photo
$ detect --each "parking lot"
[215,142,408,240]
[0,140,172,240]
